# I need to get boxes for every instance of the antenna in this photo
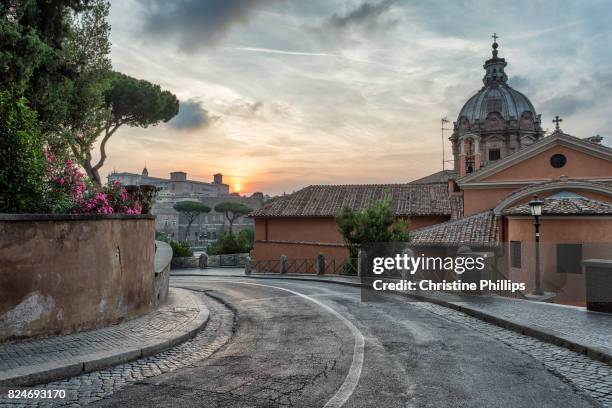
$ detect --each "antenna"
[441,117,451,171]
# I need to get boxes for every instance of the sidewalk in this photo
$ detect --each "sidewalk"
[172,268,612,364]
[0,288,209,386]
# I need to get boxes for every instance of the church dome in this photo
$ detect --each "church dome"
[456,36,538,124]
[458,85,536,122]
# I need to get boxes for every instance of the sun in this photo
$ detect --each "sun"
[234,183,242,193]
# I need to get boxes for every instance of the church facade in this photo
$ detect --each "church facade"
[251,38,612,305]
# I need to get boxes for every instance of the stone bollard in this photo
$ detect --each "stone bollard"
[244,256,252,275]
[456,245,472,255]
[401,247,415,280]
[316,253,325,275]
[198,253,208,269]
[280,254,287,274]
[357,249,367,278]
[583,259,612,313]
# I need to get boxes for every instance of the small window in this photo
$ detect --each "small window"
[489,149,501,161]
[557,244,582,274]
[510,241,522,268]
[550,154,567,168]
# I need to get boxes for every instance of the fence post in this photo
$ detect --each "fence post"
[357,249,366,278]
[317,253,325,275]
[244,256,252,275]
[280,254,287,274]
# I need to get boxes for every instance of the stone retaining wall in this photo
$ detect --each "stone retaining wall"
[154,240,172,306]
[0,214,156,342]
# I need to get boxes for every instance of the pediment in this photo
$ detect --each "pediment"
[458,132,612,185]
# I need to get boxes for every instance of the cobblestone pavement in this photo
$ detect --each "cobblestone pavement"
[0,291,235,407]
[2,280,611,407]
[413,301,612,407]
[417,290,612,354]
[0,288,204,375]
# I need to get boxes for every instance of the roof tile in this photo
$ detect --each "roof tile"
[251,183,462,218]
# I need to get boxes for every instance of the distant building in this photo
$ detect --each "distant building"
[157,195,264,246]
[108,168,230,197]
[108,168,264,247]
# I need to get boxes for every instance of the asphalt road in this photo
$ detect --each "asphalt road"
[94,276,599,408]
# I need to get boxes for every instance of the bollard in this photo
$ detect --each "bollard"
[244,256,252,275]
[357,249,367,278]
[401,247,414,280]
[280,254,287,274]
[316,253,325,275]
[199,253,208,269]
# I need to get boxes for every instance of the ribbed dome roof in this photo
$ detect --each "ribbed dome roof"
[458,84,536,122]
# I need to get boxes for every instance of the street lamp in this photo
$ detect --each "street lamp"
[529,195,544,296]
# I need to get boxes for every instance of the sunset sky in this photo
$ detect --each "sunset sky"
[100,0,612,195]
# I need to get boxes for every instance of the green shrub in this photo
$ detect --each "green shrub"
[169,240,193,258]
[0,92,46,213]
[207,229,253,255]
[155,231,170,242]
[336,197,410,259]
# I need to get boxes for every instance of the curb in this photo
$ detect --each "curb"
[0,289,210,387]
[172,272,612,366]
[405,291,612,366]
[172,272,364,288]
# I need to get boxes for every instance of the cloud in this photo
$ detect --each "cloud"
[327,0,396,31]
[137,0,276,52]
[508,75,530,90]
[541,73,612,117]
[223,99,265,117]
[169,100,212,130]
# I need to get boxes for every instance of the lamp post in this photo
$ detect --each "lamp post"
[529,195,544,296]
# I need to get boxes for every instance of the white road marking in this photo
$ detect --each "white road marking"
[180,279,365,408]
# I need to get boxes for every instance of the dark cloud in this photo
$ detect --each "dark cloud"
[327,0,396,31]
[169,100,211,130]
[137,0,275,52]
[541,96,585,117]
[224,99,264,116]
[541,72,612,117]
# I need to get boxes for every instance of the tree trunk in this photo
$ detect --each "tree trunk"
[82,160,102,186]
[185,219,194,241]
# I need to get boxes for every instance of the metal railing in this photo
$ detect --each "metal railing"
[285,258,317,274]
[250,259,281,273]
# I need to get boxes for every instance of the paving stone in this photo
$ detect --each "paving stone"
[414,302,612,407]
[0,288,207,386]
[0,292,233,407]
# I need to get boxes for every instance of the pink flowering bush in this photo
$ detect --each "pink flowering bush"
[45,153,141,215]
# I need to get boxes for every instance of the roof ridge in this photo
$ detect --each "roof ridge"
[411,210,493,234]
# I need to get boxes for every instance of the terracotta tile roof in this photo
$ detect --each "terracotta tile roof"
[409,170,459,184]
[250,184,461,218]
[504,195,612,216]
[410,210,498,248]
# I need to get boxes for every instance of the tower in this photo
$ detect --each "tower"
[451,34,543,177]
